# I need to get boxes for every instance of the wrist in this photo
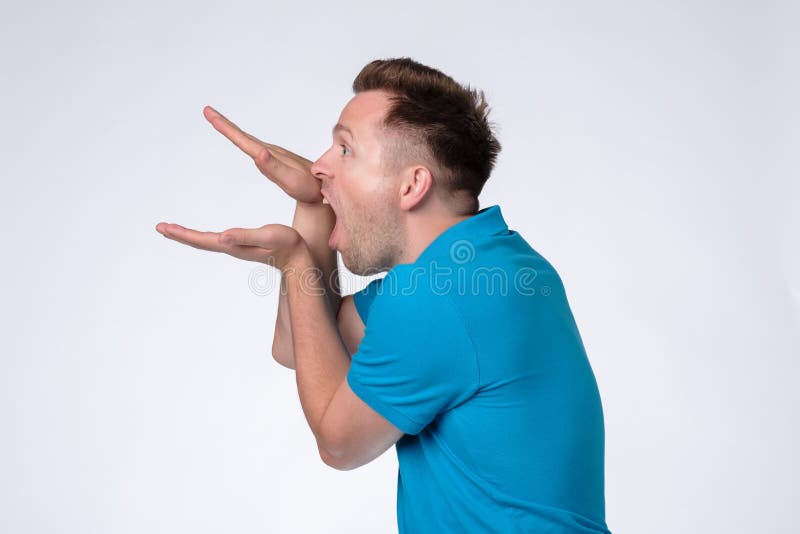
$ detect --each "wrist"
[296,199,331,212]
[284,239,313,273]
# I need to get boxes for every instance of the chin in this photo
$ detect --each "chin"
[341,255,369,277]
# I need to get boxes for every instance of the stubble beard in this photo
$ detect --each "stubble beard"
[340,203,404,277]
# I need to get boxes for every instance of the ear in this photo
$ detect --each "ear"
[398,165,434,211]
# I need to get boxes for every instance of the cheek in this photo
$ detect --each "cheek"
[338,156,394,211]
[358,179,395,212]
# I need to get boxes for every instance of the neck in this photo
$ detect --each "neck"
[398,210,472,265]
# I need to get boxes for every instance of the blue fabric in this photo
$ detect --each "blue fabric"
[352,276,382,327]
[348,205,611,533]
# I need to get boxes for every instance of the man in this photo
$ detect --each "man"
[156,57,612,533]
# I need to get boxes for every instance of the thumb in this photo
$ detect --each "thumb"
[219,224,282,248]
[254,148,293,186]
[219,228,255,246]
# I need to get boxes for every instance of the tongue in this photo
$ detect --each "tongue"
[328,219,340,249]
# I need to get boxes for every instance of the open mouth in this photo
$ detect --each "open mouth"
[322,194,340,250]
[328,218,341,250]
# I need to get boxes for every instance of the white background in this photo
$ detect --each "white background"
[1,1,796,532]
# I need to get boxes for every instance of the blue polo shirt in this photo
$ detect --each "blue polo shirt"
[347,204,611,533]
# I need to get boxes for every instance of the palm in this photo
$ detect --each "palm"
[155,221,305,271]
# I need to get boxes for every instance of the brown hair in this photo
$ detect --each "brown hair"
[352,57,502,216]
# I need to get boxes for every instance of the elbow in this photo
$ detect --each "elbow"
[318,429,363,471]
[272,352,295,370]
[316,409,365,471]
[319,446,355,471]
[271,334,295,370]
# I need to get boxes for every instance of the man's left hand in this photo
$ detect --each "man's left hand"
[155,221,308,272]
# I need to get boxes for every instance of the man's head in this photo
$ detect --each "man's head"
[311,57,501,276]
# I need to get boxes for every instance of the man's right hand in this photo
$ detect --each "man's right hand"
[203,105,323,204]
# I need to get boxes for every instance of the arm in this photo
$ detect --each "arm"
[274,290,366,369]
[272,200,365,368]
[337,294,367,356]
[272,200,341,369]
[156,219,399,469]
[285,247,403,469]
[187,106,347,369]
[156,105,397,469]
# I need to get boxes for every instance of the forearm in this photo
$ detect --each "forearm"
[273,200,340,368]
[284,248,351,443]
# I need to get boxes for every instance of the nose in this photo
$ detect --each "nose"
[310,149,332,185]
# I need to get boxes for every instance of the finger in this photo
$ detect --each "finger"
[252,147,305,189]
[158,222,278,264]
[218,227,283,266]
[203,106,266,159]
[158,222,228,253]
[202,106,321,202]
[263,142,314,167]
[204,106,313,167]
[203,107,312,191]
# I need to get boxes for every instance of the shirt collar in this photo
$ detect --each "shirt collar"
[391,204,509,270]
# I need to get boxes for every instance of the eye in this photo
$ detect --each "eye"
[339,144,350,156]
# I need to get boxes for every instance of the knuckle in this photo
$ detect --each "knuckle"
[255,147,271,165]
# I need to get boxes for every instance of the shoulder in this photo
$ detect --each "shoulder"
[369,265,461,316]
[362,266,474,355]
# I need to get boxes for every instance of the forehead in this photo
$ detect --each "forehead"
[338,90,393,133]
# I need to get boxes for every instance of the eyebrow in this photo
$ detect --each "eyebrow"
[332,123,356,142]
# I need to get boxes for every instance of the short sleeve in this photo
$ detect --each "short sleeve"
[352,276,385,324]
[346,282,479,435]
